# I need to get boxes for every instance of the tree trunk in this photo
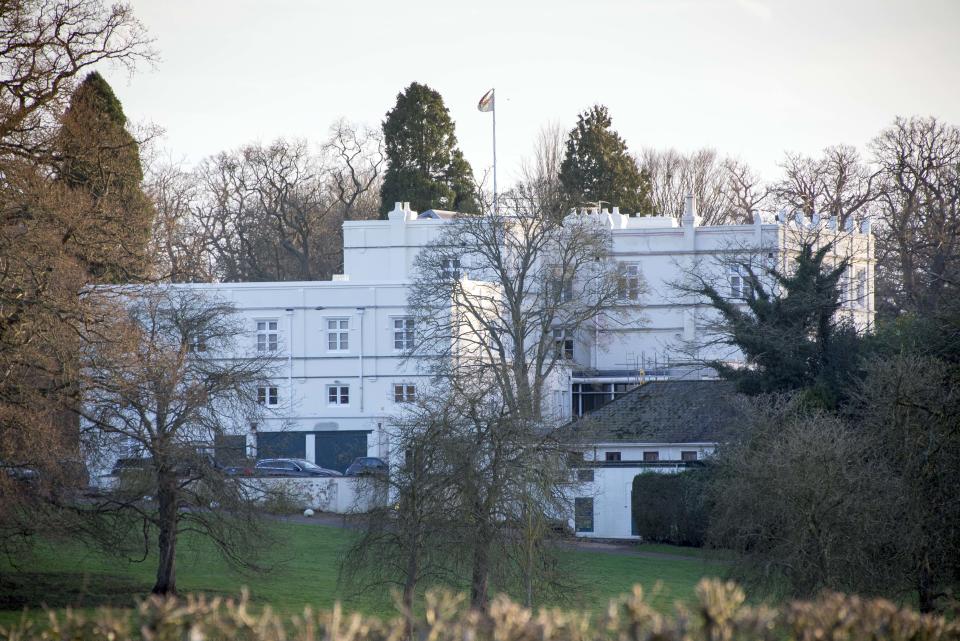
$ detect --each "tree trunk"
[152,471,179,595]
[917,556,934,613]
[470,537,490,610]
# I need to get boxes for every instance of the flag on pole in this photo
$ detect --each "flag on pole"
[477,88,494,112]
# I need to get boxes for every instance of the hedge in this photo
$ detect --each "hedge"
[4,579,959,641]
[631,469,710,546]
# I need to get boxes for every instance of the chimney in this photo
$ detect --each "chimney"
[682,194,697,226]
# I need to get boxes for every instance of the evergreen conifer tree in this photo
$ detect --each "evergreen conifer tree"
[692,241,861,408]
[379,82,478,217]
[559,105,652,215]
[58,71,153,281]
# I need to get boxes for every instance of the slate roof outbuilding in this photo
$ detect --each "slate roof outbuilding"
[568,379,741,443]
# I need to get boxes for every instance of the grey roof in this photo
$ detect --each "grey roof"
[418,209,459,220]
[568,380,741,444]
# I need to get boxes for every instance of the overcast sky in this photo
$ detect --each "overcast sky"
[112,0,960,185]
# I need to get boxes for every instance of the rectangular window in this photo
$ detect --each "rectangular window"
[605,451,621,462]
[681,450,698,462]
[576,468,594,482]
[394,384,416,403]
[854,268,866,308]
[393,317,414,351]
[571,382,638,417]
[729,265,753,299]
[574,497,594,533]
[441,257,461,280]
[547,264,573,303]
[257,386,279,406]
[188,334,207,352]
[327,385,349,406]
[839,266,851,307]
[620,263,642,301]
[256,320,279,352]
[327,318,349,351]
[643,451,659,462]
[552,328,574,360]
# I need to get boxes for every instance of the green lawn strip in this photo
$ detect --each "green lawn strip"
[633,543,734,561]
[554,548,725,614]
[0,521,719,625]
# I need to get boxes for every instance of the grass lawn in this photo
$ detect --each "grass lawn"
[0,520,727,625]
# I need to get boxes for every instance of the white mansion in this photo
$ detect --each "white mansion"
[100,198,875,537]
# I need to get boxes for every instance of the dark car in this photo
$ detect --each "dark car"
[109,455,230,482]
[254,458,342,478]
[344,456,388,477]
[1,462,40,482]
[111,457,153,475]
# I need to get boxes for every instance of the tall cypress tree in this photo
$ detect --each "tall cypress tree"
[379,82,478,217]
[559,105,652,215]
[58,72,153,281]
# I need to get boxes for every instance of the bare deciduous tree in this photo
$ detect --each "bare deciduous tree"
[145,159,212,283]
[79,288,275,595]
[396,206,632,609]
[721,158,769,223]
[339,395,463,617]
[170,127,383,283]
[514,123,570,220]
[870,116,960,316]
[0,5,154,551]
[409,208,631,421]
[0,0,154,160]
[640,148,766,224]
[708,394,897,599]
[771,145,878,227]
[854,354,960,613]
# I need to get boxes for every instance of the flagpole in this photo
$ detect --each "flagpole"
[492,88,498,215]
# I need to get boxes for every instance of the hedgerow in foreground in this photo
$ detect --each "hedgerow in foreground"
[3,579,958,641]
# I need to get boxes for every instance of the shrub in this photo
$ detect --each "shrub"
[631,470,709,546]
[3,580,958,641]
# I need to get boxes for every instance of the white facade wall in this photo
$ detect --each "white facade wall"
[570,441,717,539]
[253,476,383,514]
[586,208,874,375]
[346,202,874,417]
[101,201,874,526]
[152,278,430,471]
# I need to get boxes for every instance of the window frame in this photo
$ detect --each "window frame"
[393,316,415,351]
[604,451,622,462]
[854,268,867,308]
[326,384,350,406]
[256,319,280,352]
[574,497,594,533]
[681,450,699,462]
[642,451,659,462]
[546,263,574,303]
[257,385,279,407]
[575,468,594,483]
[393,383,416,403]
[552,328,574,361]
[441,257,461,281]
[620,262,642,301]
[326,317,350,352]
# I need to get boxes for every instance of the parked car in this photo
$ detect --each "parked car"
[254,458,342,478]
[1,462,40,482]
[345,456,388,477]
[110,457,153,475]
